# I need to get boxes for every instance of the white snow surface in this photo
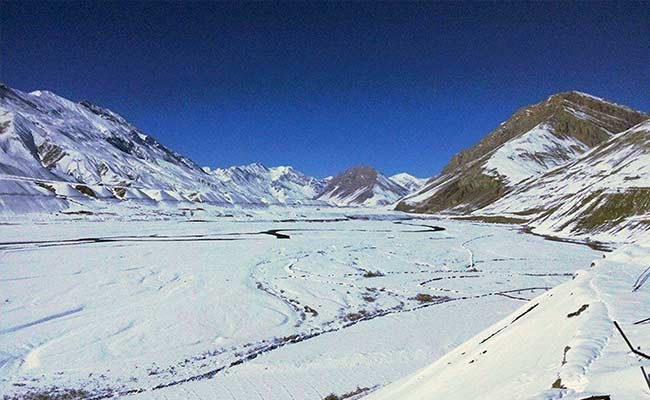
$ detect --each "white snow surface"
[483,123,589,185]
[368,237,650,400]
[0,209,599,399]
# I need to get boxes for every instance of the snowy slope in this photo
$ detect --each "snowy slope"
[317,166,410,206]
[0,109,59,180]
[0,84,248,208]
[481,119,650,241]
[368,238,650,400]
[1,86,207,189]
[398,91,648,214]
[483,123,589,185]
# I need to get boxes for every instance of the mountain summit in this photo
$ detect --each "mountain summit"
[397,91,648,214]
[316,166,412,206]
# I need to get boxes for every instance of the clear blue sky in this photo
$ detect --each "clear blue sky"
[1,1,649,178]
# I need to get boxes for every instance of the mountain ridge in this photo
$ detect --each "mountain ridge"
[0,84,330,212]
[0,83,426,213]
[398,90,649,214]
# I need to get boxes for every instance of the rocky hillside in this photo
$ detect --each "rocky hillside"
[481,119,650,241]
[316,166,411,206]
[397,91,648,214]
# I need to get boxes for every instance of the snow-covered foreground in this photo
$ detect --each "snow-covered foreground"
[368,237,650,400]
[0,212,599,399]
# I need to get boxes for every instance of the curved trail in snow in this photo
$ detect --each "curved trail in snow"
[460,234,493,270]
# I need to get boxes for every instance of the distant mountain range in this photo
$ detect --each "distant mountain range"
[203,163,329,206]
[0,83,424,213]
[1,82,649,239]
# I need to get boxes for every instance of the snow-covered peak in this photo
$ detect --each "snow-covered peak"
[206,163,327,205]
[317,166,409,207]
[29,89,60,98]
[398,91,648,214]
[211,162,270,181]
[270,165,298,180]
[389,173,427,193]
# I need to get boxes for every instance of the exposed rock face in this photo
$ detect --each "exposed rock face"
[396,168,506,213]
[317,166,409,206]
[398,91,649,214]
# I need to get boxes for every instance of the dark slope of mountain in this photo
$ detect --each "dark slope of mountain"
[397,91,648,214]
[0,83,327,213]
[316,166,410,206]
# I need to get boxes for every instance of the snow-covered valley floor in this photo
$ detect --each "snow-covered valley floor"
[0,211,600,399]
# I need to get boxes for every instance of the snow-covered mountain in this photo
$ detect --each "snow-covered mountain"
[397,91,648,214]
[389,173,427,193]
[481,118,650,241]
[205,163,328,205]
[316,166,410,206]
[1,85,207,189]
[0,83,328,213]
[0,83,248,211]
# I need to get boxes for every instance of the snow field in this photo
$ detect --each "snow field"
[0,214,598,399]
